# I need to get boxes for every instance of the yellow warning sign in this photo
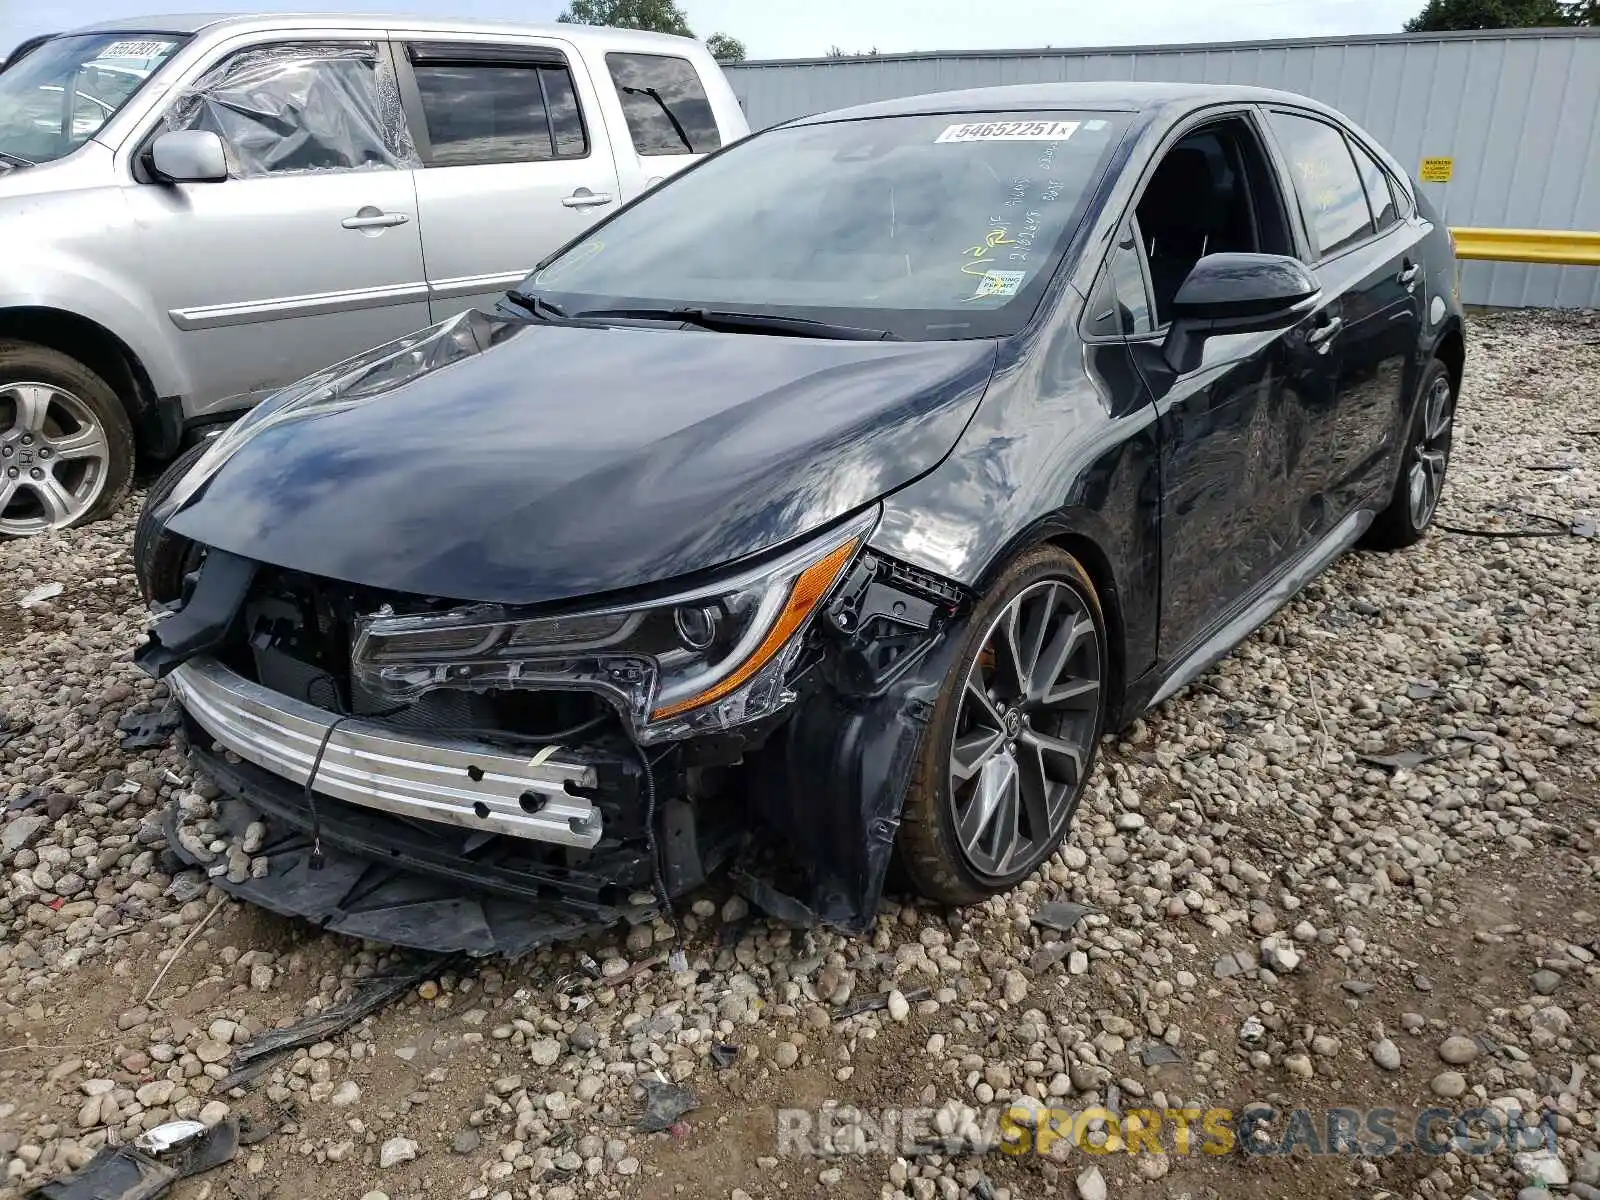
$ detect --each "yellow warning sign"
[1420,157,1454,183]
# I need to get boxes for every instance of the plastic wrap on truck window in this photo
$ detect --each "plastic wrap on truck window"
[164,42,419,177]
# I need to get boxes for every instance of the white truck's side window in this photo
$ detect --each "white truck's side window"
[410,52,589,167]
[168,42,414,176]
[400,41,621,321]
[603,51,720,156]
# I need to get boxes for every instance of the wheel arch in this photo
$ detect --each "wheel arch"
[0,306,167,461]
[966,514,1134,731]
[1433,319,1465,396]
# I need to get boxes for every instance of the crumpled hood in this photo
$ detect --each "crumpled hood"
[169,308,998,605]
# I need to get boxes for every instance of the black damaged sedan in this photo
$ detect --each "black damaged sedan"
[135,82,1464,954]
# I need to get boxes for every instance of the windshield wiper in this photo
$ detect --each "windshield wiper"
[503,291,570,321]
[570,306,902,341]
[0,150,35,167]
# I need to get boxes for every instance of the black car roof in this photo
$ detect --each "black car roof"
[793,80,1331,125]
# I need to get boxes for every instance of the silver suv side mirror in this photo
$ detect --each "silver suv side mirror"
[150,130,228,183]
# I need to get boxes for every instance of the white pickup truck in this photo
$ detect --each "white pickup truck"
[0,14,749,534]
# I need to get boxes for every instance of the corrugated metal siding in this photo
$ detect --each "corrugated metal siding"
[727,30,1600,308]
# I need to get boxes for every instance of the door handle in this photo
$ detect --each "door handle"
[1307,316,1343,351]
[342,211,409,229]
[1397,260,1421,287]
[562,189,614,209]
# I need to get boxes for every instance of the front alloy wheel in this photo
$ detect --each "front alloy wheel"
[0,341,134,538]
[898,546,1107,904]
[0,383,113,533]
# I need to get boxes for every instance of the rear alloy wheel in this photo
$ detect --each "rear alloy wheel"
[1363,358,1455,550]
[897,547,1107,905]
[1407,370,1454,530]
[0,342,134,537]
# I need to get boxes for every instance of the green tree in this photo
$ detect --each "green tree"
[558,0,747,61]
[558,0,692,36]
[705,32,746,62]
[826,45,881,57]
[1403,0,1592,29]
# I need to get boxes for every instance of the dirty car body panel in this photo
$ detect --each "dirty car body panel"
[136,82,1465,952]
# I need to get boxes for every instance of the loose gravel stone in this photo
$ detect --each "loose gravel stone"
[1431,1071,1468,1098]
[1439,1035,1480,1065]
[379,1138,418,1169]
[1371,1039,1402,1071]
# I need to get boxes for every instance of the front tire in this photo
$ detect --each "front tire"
[896,546,1108,906]
[0,342,134,537]
[1364,358,1455,551]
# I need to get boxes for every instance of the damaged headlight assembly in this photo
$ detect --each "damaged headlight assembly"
[350,508,880,744]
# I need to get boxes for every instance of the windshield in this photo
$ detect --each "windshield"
[0,33,184,165]
[518,110,1129,340]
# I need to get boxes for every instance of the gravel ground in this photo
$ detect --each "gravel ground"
[1,308,1597,1200]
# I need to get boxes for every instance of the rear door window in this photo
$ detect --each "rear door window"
[604,51,719,155]
[1267,110,1374,260]
[408,46,589,166]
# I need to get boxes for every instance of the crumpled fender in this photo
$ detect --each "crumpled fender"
[744,555,971,933]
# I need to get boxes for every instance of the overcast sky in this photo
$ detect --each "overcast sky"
[2,0,1424,61]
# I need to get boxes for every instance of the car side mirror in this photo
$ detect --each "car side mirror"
[1163,252,1319,373]
[150,130,228,183]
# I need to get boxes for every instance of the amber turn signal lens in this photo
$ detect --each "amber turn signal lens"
[650,536,862,720]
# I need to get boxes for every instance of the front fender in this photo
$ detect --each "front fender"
[0,190,190,400]
[748,613,968,934]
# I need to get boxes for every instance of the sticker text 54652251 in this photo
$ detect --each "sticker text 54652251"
[936,120,1081,144]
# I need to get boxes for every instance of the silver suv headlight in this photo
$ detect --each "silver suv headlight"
[351,508,877,744]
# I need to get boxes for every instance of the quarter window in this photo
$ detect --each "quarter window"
[1267,111,1374,259]
[412,59,588,166]
[604,52,719,155]
[1086,236,1154,337]
[1348,137,1399,232]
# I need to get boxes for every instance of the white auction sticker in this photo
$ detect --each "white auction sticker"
[936,120,1080,144]
[99,39,175,59]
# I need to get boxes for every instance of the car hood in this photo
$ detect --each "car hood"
[169,308,998,606]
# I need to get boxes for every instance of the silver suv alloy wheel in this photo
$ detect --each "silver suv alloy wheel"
[0,382,112,535]
[947,578,1102,880]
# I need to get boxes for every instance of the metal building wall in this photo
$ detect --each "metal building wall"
[726,30,1600,309]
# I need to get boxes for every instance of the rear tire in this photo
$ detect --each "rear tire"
[0,341,134,537]
[1363,358,1455,551]
[896,546,1108,906]
[134,441,208,604]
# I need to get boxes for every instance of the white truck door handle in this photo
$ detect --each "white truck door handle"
[342,210,409,229]
[562,189,614,209]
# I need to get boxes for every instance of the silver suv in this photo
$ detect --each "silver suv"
[0,14,747,535]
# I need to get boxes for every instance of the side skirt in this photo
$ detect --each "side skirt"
[1144,507,1374,711]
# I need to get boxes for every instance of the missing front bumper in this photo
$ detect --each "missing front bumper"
[168,656,604,850]
[163,753,654,957]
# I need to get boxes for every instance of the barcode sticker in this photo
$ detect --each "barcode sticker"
[99,39,175,59]
[937,120,1080,144]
